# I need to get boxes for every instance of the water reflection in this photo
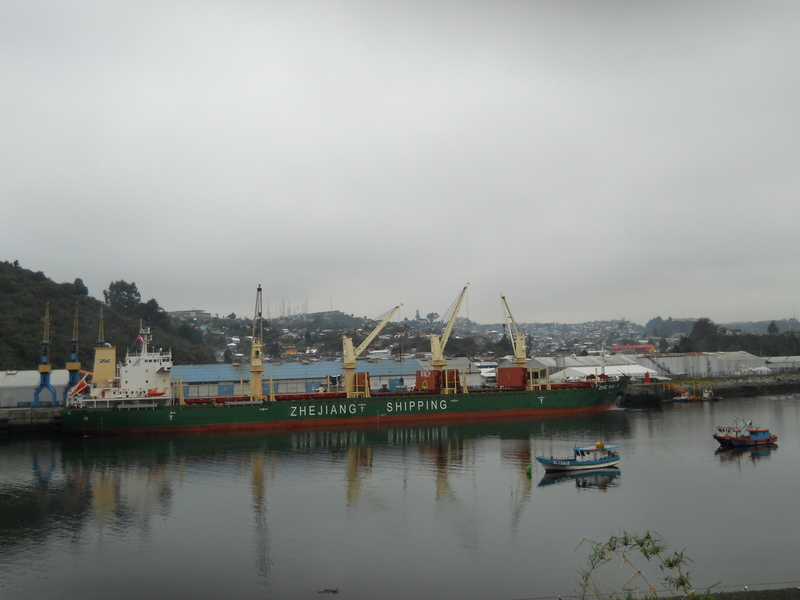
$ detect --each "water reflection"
[536,469,621,490]
[4,398,799,599]
[714,444,777,464]
[0,411,634,599]
[5,415,626,518]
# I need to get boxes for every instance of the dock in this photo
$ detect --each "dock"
[0,407,62,436]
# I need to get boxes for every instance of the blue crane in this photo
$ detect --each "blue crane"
[33,303,58,407]
[63,304,82,403]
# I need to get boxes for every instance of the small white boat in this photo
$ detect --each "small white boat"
[534,442,620,473]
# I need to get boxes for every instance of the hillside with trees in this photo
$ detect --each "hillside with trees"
[3,261,799,371]
[0,261,215,370]
[673,317,800,355]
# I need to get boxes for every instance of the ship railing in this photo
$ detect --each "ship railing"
[117,402,160,410]
[527,366,551,391]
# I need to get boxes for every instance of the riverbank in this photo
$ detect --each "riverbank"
[619,372,800,408]
[665,589,800,600]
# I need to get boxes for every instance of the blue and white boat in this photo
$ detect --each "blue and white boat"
[534,442,620,472]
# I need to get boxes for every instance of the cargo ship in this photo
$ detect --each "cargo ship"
[62,286,629,436]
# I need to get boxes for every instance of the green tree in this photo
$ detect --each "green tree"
[177,322,203,345]
[73,278,89,295]
[676,318,719,352]
[139,298,169,329]
[103,281,142,315]
[767,321,779,334]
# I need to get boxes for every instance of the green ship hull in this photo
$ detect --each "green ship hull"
[62,378,629,436]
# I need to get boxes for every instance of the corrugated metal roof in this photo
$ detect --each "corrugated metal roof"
[530,355,637,369]
[171,357,425,383]
[766,356,800,364]
[550,365,656,380]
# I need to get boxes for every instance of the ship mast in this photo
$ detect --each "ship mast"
[501,294,528,367]
[250,284,265,401]
[429,284,469,371]
[342,303,402,398]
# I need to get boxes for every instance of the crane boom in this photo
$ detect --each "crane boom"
[343,303,403,366]
[501,294,528,367]
[430,284,469,370]
[342,303,403,398]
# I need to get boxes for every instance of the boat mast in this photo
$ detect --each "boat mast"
[342,303,403,398]
[250,284,265,401]
[500,294,528,368]
[430,284,469,371]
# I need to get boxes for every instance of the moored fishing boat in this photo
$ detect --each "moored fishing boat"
[713,417,777,447]
[533,442,621,473]
[62,286,629,436]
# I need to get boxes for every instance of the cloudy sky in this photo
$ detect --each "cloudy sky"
[3,1,799,326]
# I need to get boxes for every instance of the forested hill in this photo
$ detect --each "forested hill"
[0,261,215,370]
[4,261,799,371]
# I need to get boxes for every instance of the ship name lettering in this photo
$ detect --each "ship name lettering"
[291,403,359,418]
[386,399,447,413]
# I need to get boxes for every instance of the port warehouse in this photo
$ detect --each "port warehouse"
[3,351,798,409]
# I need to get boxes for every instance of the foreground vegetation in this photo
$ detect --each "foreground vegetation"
[577,531,716,599]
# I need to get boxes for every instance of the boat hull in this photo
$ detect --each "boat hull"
[62,378,628,436]
[716,434,778,447]
[535,456,620,472]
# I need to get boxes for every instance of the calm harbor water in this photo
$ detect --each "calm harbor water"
[2,394,799,600]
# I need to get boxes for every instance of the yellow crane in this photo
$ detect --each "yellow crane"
[342,303,403,398]
[250,284,266,401]
[429,284,469,371]
[501,294,528,367]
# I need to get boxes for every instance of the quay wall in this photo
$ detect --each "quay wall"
[0,407,62,436]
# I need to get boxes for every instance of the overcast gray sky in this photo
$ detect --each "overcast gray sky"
[3,1,799,326]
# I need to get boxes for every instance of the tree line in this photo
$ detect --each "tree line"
[0,261,215,370]
[673,317,800,355]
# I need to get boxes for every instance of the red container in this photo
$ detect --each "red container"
[415,370,441,391]
[497,367,527,388]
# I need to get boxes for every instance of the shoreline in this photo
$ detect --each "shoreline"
[670,589,800,600]
[619,372,800,408]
